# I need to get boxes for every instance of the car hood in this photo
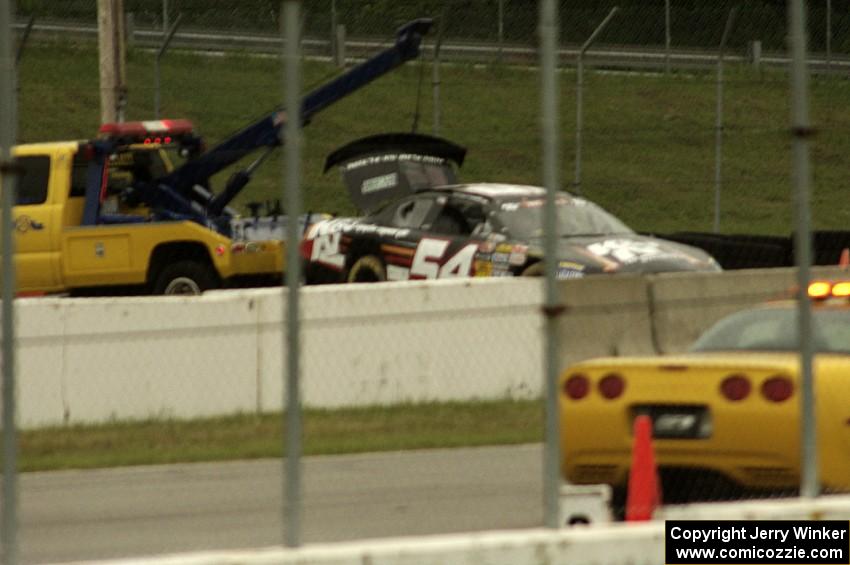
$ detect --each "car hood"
[525,233,721,275]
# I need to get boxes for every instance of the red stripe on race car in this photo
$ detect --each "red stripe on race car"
[381,244,415,257]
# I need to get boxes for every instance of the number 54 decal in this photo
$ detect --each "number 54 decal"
[410,238,478,279]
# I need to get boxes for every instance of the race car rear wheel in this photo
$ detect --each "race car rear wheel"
[347,255,387,283]
[520,261,544,277]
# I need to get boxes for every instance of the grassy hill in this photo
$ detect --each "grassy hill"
[17,42,850,235]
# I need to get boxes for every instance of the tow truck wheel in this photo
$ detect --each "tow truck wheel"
[154,261,220,295]
[347,255,386,283]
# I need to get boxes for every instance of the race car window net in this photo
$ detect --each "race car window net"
[390,196,436,229]
[429,200,487,237]
[689,307,850,354]
[496,198,634,239]
[430,206,471,236]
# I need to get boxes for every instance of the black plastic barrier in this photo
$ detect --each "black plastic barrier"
[651,231,850,270]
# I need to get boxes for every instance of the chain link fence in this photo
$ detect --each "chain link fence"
[5,0,850,562]
[15,0,850,55]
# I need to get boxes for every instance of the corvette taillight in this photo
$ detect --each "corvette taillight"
[563,374,590,400]
[598,373,625,400]
[720,375,751,401]
[761,376,794,402]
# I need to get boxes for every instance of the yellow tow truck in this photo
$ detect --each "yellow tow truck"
[5,18,432,296]
[11,127,290,295]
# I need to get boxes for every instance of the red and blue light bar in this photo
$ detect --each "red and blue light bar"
[98,119,195,144]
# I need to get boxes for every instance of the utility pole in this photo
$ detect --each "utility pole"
[97,0,127,124]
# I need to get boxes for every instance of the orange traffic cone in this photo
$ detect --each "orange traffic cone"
[625,415,662,521]
[839,248,849,269]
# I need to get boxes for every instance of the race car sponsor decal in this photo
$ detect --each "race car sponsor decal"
[491,243,511,266]
[488,243,527,267]
[361,172,398,194]
[509,244,528,266]
[348,223,411,239]
[556,261,586,280]
[473,259,493,277]
[306,220,348,270]
[491,267,514,277]
[478,240,496,254]
[342,153,448,171]
[586,239,682,265]
[305,218,414,271]
[410,238,478,279]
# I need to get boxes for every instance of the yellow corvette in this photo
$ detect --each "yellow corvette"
[560,280,850,504]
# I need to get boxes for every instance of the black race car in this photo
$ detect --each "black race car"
[301,134,721,283]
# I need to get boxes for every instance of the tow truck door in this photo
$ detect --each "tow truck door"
[9,148,67,292]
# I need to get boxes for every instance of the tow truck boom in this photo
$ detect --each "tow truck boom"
[128,18,433,229]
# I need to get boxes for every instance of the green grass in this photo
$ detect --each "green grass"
[13,400,542,472]
[12,43,850,471]
[17,43,850,235]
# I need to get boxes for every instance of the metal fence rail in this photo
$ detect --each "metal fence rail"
[12,17,850,73]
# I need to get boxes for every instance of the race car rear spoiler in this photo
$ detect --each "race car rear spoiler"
[324,133,467,213]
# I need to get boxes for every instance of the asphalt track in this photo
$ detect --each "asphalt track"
[19,444,542,564]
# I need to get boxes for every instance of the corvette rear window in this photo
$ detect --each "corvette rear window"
[690,307,850,354]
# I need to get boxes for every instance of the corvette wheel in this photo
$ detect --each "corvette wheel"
[347,255,387,283]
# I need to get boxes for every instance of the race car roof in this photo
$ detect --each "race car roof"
[438,183,548,200]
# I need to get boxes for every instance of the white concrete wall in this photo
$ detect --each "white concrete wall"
[55,494,850,565]
[16,278,544,428]
[14,266,847,429]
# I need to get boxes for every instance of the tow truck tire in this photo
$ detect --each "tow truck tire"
[153,260,220,295]
[347,255,386,283]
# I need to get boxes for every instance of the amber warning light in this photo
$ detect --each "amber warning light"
[808,281,850,300]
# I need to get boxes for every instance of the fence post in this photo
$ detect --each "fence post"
[665,0,671,74]
[433,12,445,135]
[826,0,832,72]
[539,0,562,530]
[498,0,504,62]
[282,0,304,548]
[155,13,182,119]
[330,0,336,59]
[713,7,737,234]
[125,11,134,49]
[14,15,34,66]
[574,7,619,196]
[788,0,819,500]
[334,24,345,67]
